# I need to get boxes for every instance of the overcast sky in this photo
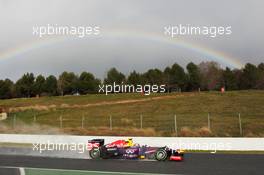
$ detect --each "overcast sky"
[0,0,263,80]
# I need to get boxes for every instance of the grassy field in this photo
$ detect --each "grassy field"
[0,90,263,137]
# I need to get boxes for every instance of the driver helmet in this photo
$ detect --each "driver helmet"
[126,138,134,147]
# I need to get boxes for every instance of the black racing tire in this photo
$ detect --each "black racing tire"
[155,149,168,161]
[89,148,101,159]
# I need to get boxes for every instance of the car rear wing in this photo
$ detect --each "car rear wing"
[87,139,105,150]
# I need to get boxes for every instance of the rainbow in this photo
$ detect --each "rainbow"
[0,30,244,68]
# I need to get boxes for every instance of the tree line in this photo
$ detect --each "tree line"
[0,61,263,99]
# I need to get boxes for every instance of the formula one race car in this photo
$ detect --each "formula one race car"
[87,138,184,161]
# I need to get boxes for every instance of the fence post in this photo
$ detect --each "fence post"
[34,113,36,123]
[174,114,178,136]
[140,114,143,129]
[109,115,112,130]
[13,114,16,128]
[238,113,242,136]
[81,115,85,129]
[60,115,63,128]
[208,113,211,130]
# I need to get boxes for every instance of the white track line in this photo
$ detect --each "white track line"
[19,167,25,175]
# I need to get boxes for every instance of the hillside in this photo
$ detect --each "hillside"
[0,91,263,137]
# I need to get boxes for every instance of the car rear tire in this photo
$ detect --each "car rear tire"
[155,149,168,161]
[89,148,101,159]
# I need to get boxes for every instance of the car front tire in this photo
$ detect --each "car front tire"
[155,149,168,161]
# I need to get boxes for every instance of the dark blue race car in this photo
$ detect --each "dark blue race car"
[88,138,184,161]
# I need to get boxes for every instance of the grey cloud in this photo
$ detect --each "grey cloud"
[0,0,263,80]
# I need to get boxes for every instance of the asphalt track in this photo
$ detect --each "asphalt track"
[0,167,20,175]
[0,153,263,175]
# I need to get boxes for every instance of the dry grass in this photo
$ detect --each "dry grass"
[177,127,213,137]
[0,121,63,135]
[198,127,213,136]
[0,119,158,136]
[9,105,57,113]
[63,127,159,136]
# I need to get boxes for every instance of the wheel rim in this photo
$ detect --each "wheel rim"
[91,149,100,159]
[156,150,167,160]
